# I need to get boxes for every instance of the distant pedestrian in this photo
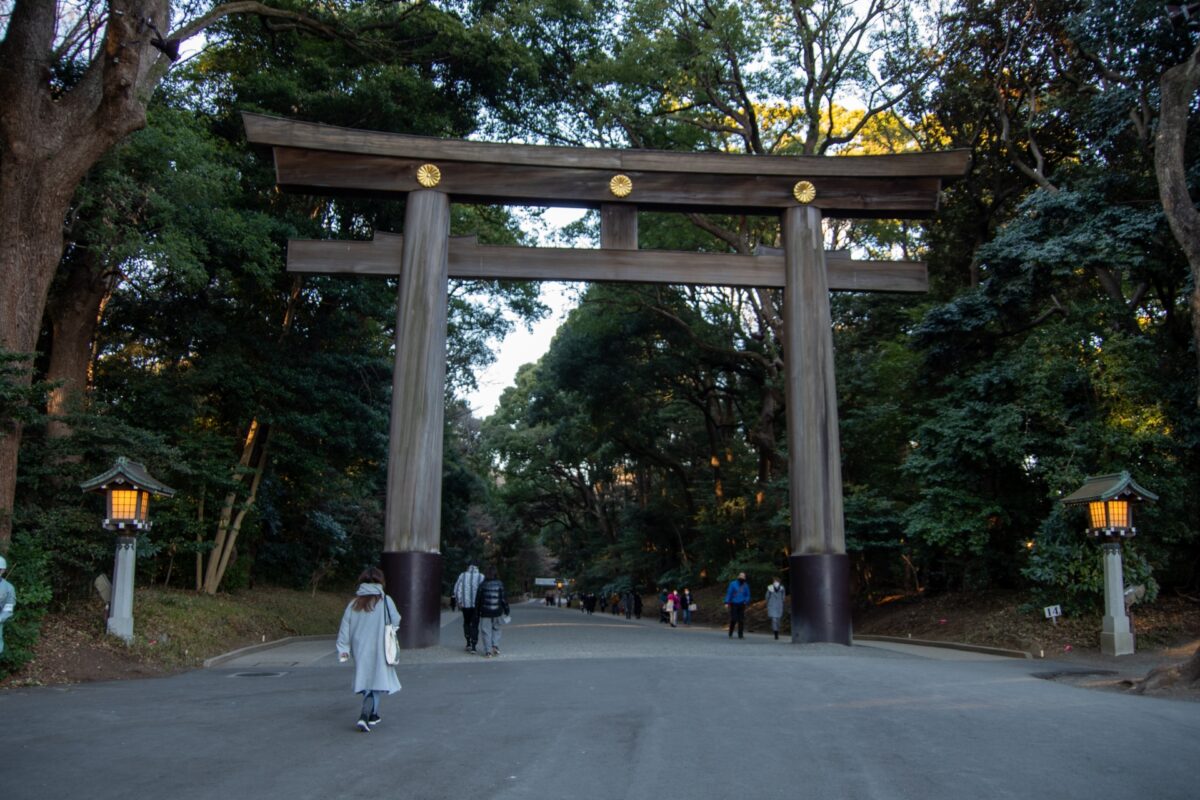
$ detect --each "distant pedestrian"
[449,594,457,613]
[658,588,669,624]
[681,588,695,625]
[724,572,750,639]
[633,591,643,619]
[0,556,15,656]
[336,567,401,733]
[622,589,634,619]
[666,588,680,627]
[765,577,786,640]
[474,565,510,658]
[453,560,484,653]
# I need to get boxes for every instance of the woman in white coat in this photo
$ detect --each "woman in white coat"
[336,567,402,732]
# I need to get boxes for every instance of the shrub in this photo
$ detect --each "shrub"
[0,533,54,677]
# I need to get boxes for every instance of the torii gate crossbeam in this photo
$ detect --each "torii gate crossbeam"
[243,113,969,648]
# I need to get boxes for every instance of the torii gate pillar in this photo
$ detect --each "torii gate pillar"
[381,189,449,648]
[783,206,851,644]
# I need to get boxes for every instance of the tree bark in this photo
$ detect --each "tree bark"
[44,251,116,441]
[204,429,270,593]
[1154,44,1200,408]
[1132,644,1200,694]
[203,419,269,594]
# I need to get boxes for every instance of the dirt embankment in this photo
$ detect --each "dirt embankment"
[2,586,349,687]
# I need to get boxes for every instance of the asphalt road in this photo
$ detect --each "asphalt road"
[2,602,1196,800]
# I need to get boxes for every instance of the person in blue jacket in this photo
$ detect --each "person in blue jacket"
[724,571,750,639]
[0,555,14,656]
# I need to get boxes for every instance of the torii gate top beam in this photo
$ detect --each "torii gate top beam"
[243,113,969,218]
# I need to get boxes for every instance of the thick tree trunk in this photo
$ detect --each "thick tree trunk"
[1155,46,1200,407]
[0,0,168,547]
[45,252,115,441]
[0,160,86,546]
[1133,645,1200,694]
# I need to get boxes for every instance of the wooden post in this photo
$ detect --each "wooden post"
[601,204,637,250]
[782,205,851,645]
[381,189,449,648]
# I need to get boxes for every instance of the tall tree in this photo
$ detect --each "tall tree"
[0,0,358,548]
[0,0,532,548]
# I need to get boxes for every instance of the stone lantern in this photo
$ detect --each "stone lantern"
[1060,471,1157,656]
[81,457,176,643]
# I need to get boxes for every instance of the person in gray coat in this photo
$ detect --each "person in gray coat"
[765,576,787,640]
[336,567,402,732]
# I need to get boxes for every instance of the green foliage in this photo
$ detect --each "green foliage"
[0,533,53,677]
[1022,512,1159,614]
[0,348,48,439]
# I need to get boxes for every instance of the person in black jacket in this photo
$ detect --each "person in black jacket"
[474,565,510,658]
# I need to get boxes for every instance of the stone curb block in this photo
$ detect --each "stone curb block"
[854,634,1032,659]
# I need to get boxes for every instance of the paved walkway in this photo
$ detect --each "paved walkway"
[211,608,1020,669]
[2,601,1197,800]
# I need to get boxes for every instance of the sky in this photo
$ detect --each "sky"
[464,209,589,418]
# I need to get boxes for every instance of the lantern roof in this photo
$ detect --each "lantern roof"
[79,457,176,497]
[1060,471,1157,506]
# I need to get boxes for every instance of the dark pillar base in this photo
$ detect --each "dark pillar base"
[381,551,443,649]
[789,553,852,645]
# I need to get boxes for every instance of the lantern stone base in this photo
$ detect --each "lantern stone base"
[789,553,852,645]
[107,536,137,644]
[107,615,133,643]
[1101,625,1135,657]
[1100,542,1135,656]
[381,551,442,649]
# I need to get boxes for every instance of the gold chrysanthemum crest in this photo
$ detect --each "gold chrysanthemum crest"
[792,180,816,204]
[609,174,633,198]
[416,163,442,188]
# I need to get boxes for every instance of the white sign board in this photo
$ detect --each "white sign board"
[1043,604,1062,619]
[534,578,559,587]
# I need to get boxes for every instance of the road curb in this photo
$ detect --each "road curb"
[203,634,334,669]
[853,634,1032,659]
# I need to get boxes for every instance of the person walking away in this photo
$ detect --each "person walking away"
[622,589,634,619]
[453,560,484,653]
[765,577,786,640]
[633,591,643,619]
[475,565,510,658]
[336,567,401,732]
[681,588,695,625]
[658,588,669,624]
[666,588,680,627]
[0,556,15,656]
[724,572,750,639]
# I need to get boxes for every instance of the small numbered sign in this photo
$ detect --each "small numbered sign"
[1044,604,1062,619]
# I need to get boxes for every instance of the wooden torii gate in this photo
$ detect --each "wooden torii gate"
[244,113,969,648]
